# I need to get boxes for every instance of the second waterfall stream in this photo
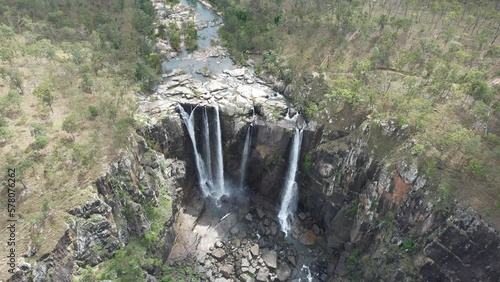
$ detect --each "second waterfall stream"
[278,128,304,236]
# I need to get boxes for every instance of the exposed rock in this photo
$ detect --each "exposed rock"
[211,249,226,260]
[256,267,270,282]
[215,240,224,248]
[155,42,170,52]
[298,230,318,246]
[256,208,266,219]
[334,252,350,276]
[317,162,336,178]
[224,68,246,77]
[68,199,112,219]
[220,264,234,278]
[261,249,277,269]
[250,244,260,257]
[397,160,418,184]
[276,263,291,281]
[205,81,228,92]
[240,273,256,282]
[312,224,321,235]
[245,213,253,221]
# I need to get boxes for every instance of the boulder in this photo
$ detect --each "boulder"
[212,249,226,260]
[256,267,270,282]
[224,68,246,77]
[276,263,291,281]
[205,81,228,92]
[240,273,256,282]
[261,249,277,269]
[397,160,418,184]
[299,230,318,246]
[220,264,234,278]
[250,244,259,257]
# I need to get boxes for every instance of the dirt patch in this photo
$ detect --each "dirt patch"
[384,173,411,206]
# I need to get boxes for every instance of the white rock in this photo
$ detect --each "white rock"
[205,81,228,92]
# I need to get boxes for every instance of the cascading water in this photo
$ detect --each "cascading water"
[238,125,252,190]
[213,106,226,199]
[278,128,304,236]
[299,265,313,282]
[177,105,210,197]
[202,107,213,183]
[177,104,227,200]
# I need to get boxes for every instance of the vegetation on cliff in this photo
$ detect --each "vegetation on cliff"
[0,0,161,277]
[210,0,500,224]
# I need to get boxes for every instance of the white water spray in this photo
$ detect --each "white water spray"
[214,105,226,199]
[278,128,304,236]
[285,108,299,122]
[202,107,213,182]
[299,265,313,282]
[177,105,210,197]
[239,125,252,190]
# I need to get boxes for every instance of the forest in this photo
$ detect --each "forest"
[0,0,499,280]
[209,0,500,223]
[0,0,162,270]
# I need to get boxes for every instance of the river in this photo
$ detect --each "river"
[161,0,235,80]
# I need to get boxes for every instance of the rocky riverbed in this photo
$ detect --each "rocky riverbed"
[166,193,330,282]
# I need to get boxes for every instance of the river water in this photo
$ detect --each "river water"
[161,0,235,80]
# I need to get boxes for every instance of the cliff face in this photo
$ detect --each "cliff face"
[293,124,500,281]
[9,135,185,282]
[143,103,500,281]
[10,93,499,282]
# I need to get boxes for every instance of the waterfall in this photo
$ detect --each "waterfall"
[239,125,252,190]
[285,108,299,122]
[213,105,226,199]
[278,128,304,236]
[202,107,213,182]
[178,104,227,200]
[177,105,210,197]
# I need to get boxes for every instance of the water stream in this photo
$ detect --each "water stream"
[238,124,253,191]
[178,105,227,200]
[278,128,304,236]
[177,105,211,197]
[213,105,226,199]
[161,0,235,80]
[202,107,213,183]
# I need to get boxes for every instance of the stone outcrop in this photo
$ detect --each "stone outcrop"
[9,135,185,281]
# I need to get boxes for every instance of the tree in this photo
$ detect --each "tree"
[33,135,49,152]
[2,68,25,94]
[6,90,22,108]
[0,90,22,115]
[34,82,55,112]
[183,20,198,51]
[62,116,78,140]
[377,14,388,30]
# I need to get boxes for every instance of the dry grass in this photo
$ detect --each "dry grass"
[269,0,500,227]
[0,34,136,279]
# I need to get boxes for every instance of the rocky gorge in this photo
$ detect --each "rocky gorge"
[8,0,500,281]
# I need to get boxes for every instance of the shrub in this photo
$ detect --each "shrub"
[88,105,98,119]
[411,144,425,156]
[438,181,451,199]
[303,151,313,171]
[401,238,415,252]
[466,158,483,176]
[183,21,198,51]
